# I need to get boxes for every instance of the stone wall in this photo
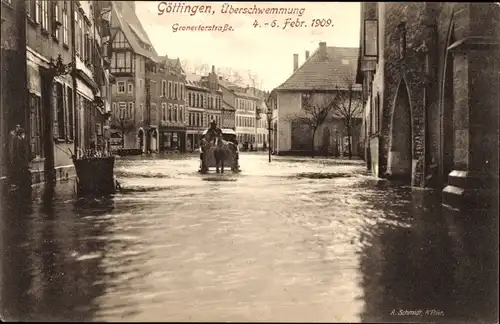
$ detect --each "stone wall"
[381,3,429,186]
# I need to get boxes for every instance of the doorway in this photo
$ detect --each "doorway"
[387,81,413,183]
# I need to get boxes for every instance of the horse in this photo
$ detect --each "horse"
[199,133,239,174]
[213,136,226,173]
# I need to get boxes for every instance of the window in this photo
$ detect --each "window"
[110,51,133,73]
[174,104,178,122]
[112,31,129,48]
[83,32,90,65]
[175,83,179,100]
[179,105,184,123]
[75,10,81,56]
[168,104,173,122]
[67,86,74,139]
[41,0,49,30]
[118,102,126,119]
[53,82,65,138]
[150,80,157,97]
[117,81,125,94]
[168,81,173,98]
[62,1,68,45]
[151,103,157,124]
[140,104,144,121]
[139,78,143,90]
[127,102,134,119]
[161,80,166,97]
[128,82,133,94]
[117,53,125,68]
[29,93,43,158]
[112,102,117,117]
[52,1,60,39]
[27,0,37,21]
[161,103,166,121]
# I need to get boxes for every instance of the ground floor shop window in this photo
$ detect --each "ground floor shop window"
[162,131,179,150]
[186,134,201,151]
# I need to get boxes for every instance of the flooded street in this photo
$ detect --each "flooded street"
[1,153,497,322]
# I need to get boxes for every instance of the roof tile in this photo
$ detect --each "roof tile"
[276,46,361,91]
[112,1,158,60]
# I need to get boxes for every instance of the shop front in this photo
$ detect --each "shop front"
[186,129,203,152]
[159,127,186,153]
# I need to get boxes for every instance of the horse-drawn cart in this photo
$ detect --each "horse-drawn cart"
[199,128,241,174]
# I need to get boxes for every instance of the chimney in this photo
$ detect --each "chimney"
[305,51,310,60]
[293,53,299,72]
[319,42,327,59]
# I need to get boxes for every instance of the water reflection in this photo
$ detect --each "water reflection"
[1,156,497,322]
[358,184,498,323]
[1,185,34,321]
[1,182,116,321]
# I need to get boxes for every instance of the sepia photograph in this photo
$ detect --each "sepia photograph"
[0,0,499,322]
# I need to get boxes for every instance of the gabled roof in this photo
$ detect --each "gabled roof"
[276,46,361,91]
[185,73,208,90]
[233,91,260,100]
[111,1,158,61]
[160,55,185,75]
[218,78,240,90]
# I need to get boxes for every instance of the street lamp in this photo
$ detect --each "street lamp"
[266,108,272,163]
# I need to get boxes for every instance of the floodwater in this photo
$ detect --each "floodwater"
[1,153,497,322]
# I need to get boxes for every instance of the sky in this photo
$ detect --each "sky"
[135,1,361,91]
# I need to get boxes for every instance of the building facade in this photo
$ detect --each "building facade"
[157,56,186,152]
[356,3,499,210]
[221,99,236,130]
[185,66,226,151]
[246,87,271,150]
[186,73,210,151]
[17,0,112,184]
[234,92,260,148]
[108,0,158,151]
[219,78,260,148]
[271,42,362,156]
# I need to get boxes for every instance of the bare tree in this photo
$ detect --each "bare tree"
[111,117,135,148]
[230,70,244,85]
[331,77,363,160]
[247,69,267,99]
[286,90,335,158]
[247,69,257,96]
[199,63,210,75]
[180,59,192,73]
